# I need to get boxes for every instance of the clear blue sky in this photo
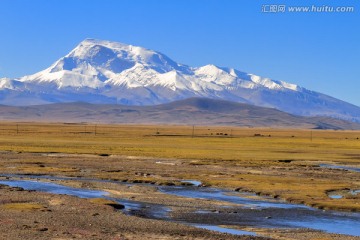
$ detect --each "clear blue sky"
[0,0,359,106]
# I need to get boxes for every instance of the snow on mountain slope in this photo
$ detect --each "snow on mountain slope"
[1,38,360,122]
[0,78,13,89]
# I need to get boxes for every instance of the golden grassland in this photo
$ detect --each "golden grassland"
[0,122,359,211]
[1,202,46,211]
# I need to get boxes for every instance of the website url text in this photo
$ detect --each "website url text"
[261,5,355,13]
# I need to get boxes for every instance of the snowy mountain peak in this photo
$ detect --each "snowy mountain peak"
[66,38,189,74]
[17,39,300,92]
[1,39,359,122]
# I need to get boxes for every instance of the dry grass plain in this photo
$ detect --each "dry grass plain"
[0,122,359,212]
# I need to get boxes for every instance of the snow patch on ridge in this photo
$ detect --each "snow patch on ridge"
[0,78,13,89]
[250,74,299,91]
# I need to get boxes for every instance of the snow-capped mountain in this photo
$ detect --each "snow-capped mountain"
[1,38,360,122]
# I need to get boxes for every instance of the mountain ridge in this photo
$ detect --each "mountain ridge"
[0,98,359,130]
[1,39,359,123]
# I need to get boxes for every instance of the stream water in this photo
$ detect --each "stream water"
[160,185,311,209]
[0,174,359,237]
[319,164,360,173]
[0,180,108,198]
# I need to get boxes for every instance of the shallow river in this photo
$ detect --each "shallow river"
[0,174,359,237]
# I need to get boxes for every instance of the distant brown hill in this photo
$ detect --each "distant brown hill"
[0,98,359,129]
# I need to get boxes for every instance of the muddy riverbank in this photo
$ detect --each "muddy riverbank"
[1,173,359,239]
[0,183,263,240]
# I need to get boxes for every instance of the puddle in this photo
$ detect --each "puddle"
[319,164,360,173]
[195,210,213,214]
[327,189,360,199]
[351,190,360,195]
[193,225,257,236]
[329,195,343,199]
